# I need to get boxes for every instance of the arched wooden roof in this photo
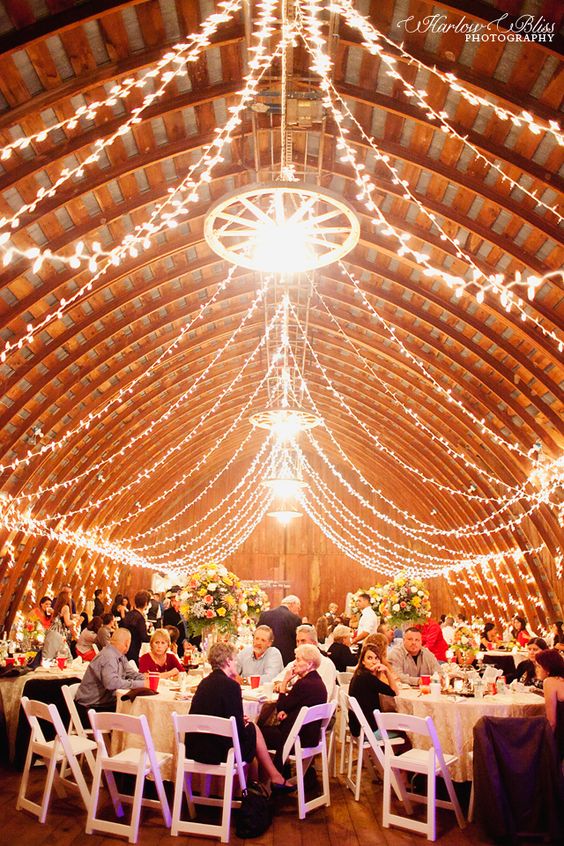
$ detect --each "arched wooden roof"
[0,0,562,632]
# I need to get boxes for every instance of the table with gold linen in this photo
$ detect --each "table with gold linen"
[395,687,545,781]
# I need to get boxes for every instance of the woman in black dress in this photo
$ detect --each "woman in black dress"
[187,642,292,790]
[348,642,400,738]
[517,637,548,688]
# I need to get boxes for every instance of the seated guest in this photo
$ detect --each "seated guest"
[75,628,147,715]
[42,626,72,661]
[236,625,283,683]
[119,590,150,663]
[377,622,394,650]
[75,616,103,661]
[316,615,330,647]
[480,622,498,651]
[274,624,337,702]
[165,625,181,654]
[420,619,448,662]
[389,627,439,685]
[95,613,117,649]
[327,625,355,672]
[139,628,184,677]
[511,615,531,647]
[325,602,339,632]
[262,644,328,771]
[535,649,564,760]
[348,642,399,738]
[187,642,292,790]
[517,637,548,688]
[547,620,564,650]
[28,596,53,630]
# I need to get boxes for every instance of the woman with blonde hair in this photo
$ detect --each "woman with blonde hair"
[138,628,184,677]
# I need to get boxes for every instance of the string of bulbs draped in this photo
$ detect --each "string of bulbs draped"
[0,0,561,631]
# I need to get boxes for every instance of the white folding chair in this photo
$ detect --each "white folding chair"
[16,696,97,823]
[345,696,406,803]
[170,712,246,842]
[86,709,172,843]
[280,702,336,819]
[336,679,351,774]
[375,711,466,841]
[60,684,96,777]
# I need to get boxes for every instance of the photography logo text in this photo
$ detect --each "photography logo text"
[396,13,556,44]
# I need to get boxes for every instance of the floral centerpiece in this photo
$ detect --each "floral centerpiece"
[450,625,479,664]
[240,583,270,623]
[179,562,241,638]
[378,573,432,627]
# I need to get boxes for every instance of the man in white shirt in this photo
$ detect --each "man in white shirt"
[236,625,283,683]
[274,624,337,702]
[352,593,378,645]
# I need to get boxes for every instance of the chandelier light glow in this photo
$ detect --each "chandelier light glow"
[204,182,360,273]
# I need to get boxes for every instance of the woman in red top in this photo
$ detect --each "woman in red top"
[512,616,531,647]
[138,628,184,677]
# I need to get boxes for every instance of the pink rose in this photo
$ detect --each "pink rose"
[204,595,213,604]
[205,609,214,619]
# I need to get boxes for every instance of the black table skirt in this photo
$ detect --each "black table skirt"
[13,675,81,770]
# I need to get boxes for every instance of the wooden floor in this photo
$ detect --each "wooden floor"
[1,759,551,846]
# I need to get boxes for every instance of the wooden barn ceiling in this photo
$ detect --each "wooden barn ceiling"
[0,0,562,628]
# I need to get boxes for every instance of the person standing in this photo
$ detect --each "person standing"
[258,594,302,665]
[93,588,105,617]
[162,594,189,658]
[119,590,150,663]
[420,619,449,662]
[352,593,378,646]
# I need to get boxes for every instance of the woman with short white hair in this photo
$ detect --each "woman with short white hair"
[262,643,327,770]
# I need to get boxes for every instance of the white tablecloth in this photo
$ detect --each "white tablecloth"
[111,679,273,780]
[395,687,545,781]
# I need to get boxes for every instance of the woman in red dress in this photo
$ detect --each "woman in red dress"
[138,628,184,677]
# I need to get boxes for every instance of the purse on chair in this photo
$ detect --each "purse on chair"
[235,781,273,838]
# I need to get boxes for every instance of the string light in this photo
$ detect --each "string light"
[0,1,243,169]
[0,265,237,475]
[323,0,563,222]
[0,0,281,361]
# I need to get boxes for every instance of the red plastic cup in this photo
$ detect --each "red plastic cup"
[420,675,431,685]
[148,672,160,692]
[182,653,190,668]
[250,675,261,689]
[5,656,15,667]
[488,682,497,695]
[57,657,66,670]
[18,655,27,666]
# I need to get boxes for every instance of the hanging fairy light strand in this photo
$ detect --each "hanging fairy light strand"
[10,279,268,504]
[298,446,551,568]
[0,0,243,168]
[16,293,285,524]
[0,0,281,362]
[1,264,238,475]
[339,261,561,464]
[297,1,563,353]
[304,0,562,224]
[329,0,563,146]
[312,281,538,488]
[285,297,528,499]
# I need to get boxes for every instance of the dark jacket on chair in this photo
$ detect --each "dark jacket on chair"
[473,715,564,842]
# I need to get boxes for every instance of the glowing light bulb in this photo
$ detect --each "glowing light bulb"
[252,220,314,274]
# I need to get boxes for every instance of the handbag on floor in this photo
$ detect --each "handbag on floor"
[235,781,272,838]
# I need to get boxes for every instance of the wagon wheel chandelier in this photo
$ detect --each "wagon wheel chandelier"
[204,182,360,275]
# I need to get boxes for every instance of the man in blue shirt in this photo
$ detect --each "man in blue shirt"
[75,628,148,714]
[236,625,283,683]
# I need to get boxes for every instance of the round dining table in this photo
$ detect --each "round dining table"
[395,686,545,781]
[112,677,274,780]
